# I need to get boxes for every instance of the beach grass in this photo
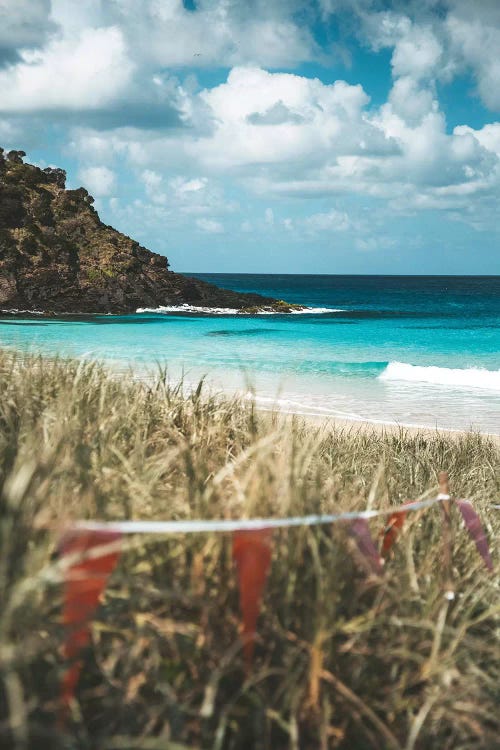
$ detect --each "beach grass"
[0,351,498,749]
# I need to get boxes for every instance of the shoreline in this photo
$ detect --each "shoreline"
[257,407,500,443]
[0,304,332,318]
[2,345,499,440]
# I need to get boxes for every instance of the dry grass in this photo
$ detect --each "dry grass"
[0,351,498,749]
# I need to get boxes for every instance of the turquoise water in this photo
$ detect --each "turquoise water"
[1,275,499,433]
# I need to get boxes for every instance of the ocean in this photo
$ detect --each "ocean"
[1,274,499,433]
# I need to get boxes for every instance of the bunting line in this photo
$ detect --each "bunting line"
[56,489,494,716]
[69,494,451,535]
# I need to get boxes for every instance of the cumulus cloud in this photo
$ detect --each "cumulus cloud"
[185,67,497,209]
[391,23,442,80]
[334,1,500,111]
[79,165,116,196]
[4,0,500,244]
[0,0,318,121]
[2,0,500,124]
[445,6,500,110]
[0,0,316,128]
[2,0,499,138]
[65,61,500,228]
[0,27,133,112]
[455,122,500,155]
[187,67,393,172]
[387,76,436,125]
[102,0,317,69]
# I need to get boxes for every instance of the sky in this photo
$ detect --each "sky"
[1,1,500,274]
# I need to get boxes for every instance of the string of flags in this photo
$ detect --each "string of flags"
[55,479,494,723]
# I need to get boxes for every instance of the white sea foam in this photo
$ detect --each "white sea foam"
[1,308,44,315]
[379,362,500,391]
[136,304,339,315]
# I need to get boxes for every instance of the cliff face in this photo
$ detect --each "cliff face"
[0,149,289,314]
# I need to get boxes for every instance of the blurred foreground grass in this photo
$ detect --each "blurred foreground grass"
[0,351,498,749]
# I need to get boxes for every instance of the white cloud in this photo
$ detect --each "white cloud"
[360,12,443,79]
[0,26,133,112]
[104,0,317,70]
[196,217,224,233]
[346,2,500,111]
[455,122,500,155]
[65,62,500,229]
[4,0,500,242]
[387,76,436,125]
[2,0,500,126]
[171,176,208,194]
[391,23,442,80]
[79,165,116,196]
[186,66,498,210]
[0,0,318,134]
[186,67,385,172]
[446,11,500,110]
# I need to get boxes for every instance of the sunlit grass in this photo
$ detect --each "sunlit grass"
[0,351,498,749]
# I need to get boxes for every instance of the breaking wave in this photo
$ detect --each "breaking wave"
[136,304,339,315]
[379,362,500,391]
[1,308,44,315]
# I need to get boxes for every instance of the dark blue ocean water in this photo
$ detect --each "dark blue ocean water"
[1,275,499,432]
[191,273,500,322]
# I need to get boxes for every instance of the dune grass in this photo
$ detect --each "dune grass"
[0,350,498,749]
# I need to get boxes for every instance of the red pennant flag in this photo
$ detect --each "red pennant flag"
[347,518,383,574]
[455,500,493,572]
[380,501,413,558]
[232,528,272,671]
[59,529,122,721]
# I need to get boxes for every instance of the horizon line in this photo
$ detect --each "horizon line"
[179,271,500,277]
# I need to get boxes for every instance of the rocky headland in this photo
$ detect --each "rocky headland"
[0,148,300,315]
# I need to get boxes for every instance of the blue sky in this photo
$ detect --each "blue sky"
[1,0,499,274]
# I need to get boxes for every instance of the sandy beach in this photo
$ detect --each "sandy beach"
[259,407,500,444]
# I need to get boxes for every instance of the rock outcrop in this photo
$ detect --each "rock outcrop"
[0,148,298,314]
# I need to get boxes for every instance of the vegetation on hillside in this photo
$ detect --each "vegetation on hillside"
[0,351,498,749]
[0,148,289,314]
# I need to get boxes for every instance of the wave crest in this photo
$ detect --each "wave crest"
[379,362,500,391]
[136,304,339,315]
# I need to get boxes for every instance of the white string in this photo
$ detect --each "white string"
[72,494,450,535]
